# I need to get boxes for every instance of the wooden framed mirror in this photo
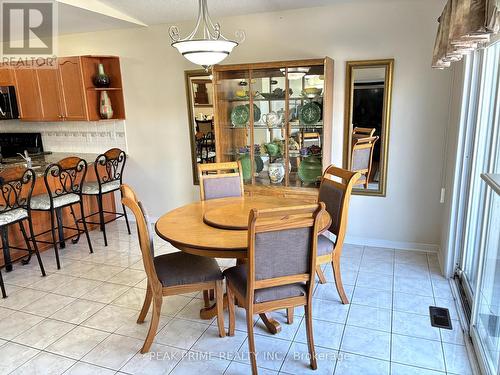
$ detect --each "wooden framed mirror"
[185,70,215,184]
[343,59,394,196]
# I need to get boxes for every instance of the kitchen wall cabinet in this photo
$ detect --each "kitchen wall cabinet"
[36,68,63,121]
[14,65,43,121]
[58,57,88,121]
[10,55,125,122]
[0,65,14,86]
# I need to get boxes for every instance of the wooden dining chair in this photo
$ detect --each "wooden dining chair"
[198,161,244,201]
[351,136,379,189]
[352,127,376,137]
[224,203,326,375]
[120,184,225,353]
[315,165,360,304]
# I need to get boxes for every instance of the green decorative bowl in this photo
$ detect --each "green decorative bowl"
[231,105,250,126]
[245,104,261,122]
[298,155,322,184]
[299,102,322,125]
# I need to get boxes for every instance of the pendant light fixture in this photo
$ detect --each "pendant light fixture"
[169,0,244,70]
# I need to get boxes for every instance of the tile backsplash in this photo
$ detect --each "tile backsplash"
[0,120,127,153]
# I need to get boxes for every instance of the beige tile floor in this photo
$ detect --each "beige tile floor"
[0,222,472,375]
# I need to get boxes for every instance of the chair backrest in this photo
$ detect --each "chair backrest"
[0,167,35,214]
[44,157,87,200]
[121,184,161,290]
[246,203,326,303]
[198,161,244,201]
[351,136,379,175]
[94,148,126,187]
[353,127,376,137]
[318,165,360,248]
[301,131,321,148]
[196,119,213,135]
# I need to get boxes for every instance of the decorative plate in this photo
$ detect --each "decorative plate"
[245,103,261,122]
[299,102,322,125]
[231,105,250,126]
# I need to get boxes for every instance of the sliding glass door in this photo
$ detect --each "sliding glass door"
[453,41,500,374]
[459,43,500,302]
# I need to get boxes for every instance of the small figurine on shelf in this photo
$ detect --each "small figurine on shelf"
[288,137,300,153]
[100,91,113,119]
[94,63,110,87]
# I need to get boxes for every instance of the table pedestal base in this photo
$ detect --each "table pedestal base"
[199,296,282,334]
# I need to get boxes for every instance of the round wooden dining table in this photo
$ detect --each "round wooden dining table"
[155,195,331,334]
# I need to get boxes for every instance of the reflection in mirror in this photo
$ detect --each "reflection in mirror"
[344,59,393,196]
[185,70,215,184]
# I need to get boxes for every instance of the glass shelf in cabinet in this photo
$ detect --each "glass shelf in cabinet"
[289,123,323,128]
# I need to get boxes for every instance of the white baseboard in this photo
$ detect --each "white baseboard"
[345,235,440,253]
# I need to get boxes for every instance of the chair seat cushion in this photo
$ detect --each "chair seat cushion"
[317,234,335,256]
[223,264,307,303]
[82,180,121,195]
[153,252,223,287]
[30,193,80,210]
[0,208,27,226]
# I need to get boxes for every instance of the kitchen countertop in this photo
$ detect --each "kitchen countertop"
[0,152,100,175]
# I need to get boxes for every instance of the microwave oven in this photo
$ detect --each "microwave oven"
[0,86,19,120]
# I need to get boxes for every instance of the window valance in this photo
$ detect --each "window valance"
[432,0,499,68]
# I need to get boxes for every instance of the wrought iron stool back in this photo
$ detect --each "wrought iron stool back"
[81,148,131,247]
[0,167,46,297]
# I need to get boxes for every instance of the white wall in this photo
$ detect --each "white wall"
[57,0,452,250]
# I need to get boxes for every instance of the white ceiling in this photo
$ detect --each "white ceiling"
[56,0,390,35]
[56,0,415,35]
[97,0,335,26]
[58,2,142,35]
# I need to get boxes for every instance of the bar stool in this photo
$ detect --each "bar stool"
[81,148,131,246]
[0,167,46,297]
[30,157,93,269]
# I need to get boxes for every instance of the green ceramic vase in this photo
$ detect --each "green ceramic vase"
[238,154,263,181]
[298,155,322,184]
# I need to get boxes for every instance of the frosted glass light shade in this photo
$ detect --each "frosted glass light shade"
[172,39,238,67]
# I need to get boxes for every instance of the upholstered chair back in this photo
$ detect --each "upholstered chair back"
[121,184,160,290]
[318,165,360,246]
[350,136,378,174]
[198,161,244,201]
[246,203,326,300]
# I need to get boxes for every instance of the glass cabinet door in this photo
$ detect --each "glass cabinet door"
[215,69,252,181]
[250,66,287,186]
[287,64,325,187]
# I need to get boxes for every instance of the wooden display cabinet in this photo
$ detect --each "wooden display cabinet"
[212,58,334,201]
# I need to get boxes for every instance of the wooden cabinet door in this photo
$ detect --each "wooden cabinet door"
[58,57,88,120]
[13,66,42,121]
[36,68,63,121]
[0,66,14,86]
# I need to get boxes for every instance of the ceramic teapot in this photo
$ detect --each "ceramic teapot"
[262,111,283,127]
